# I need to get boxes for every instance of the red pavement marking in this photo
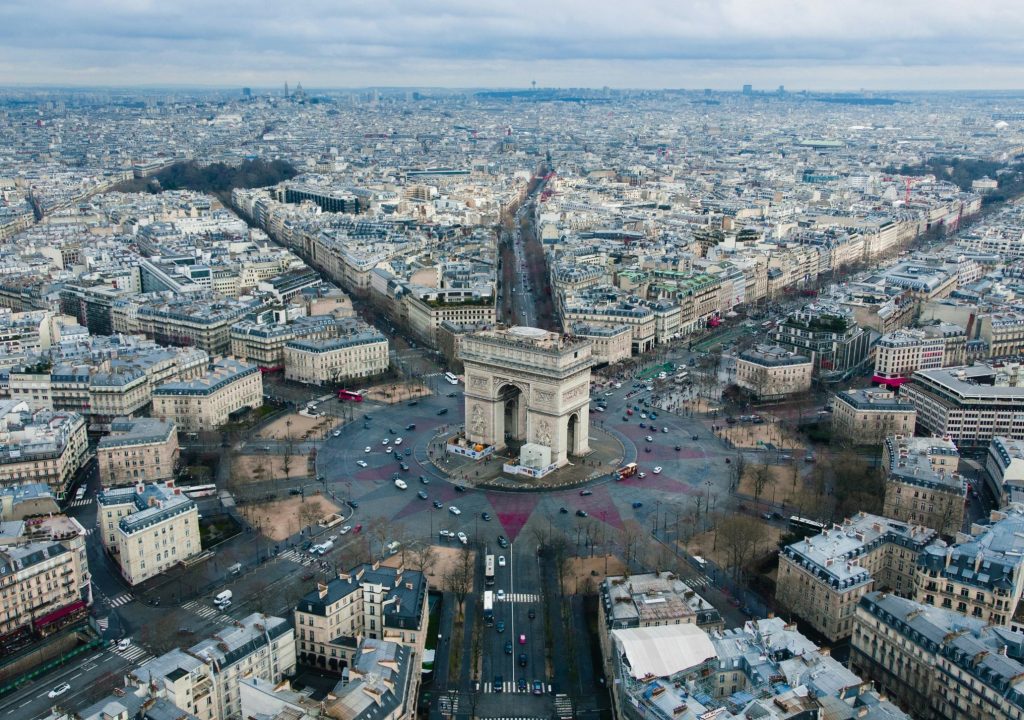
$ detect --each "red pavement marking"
[619,474,700,494]
[575,484,624,530]
[487,493,540,541]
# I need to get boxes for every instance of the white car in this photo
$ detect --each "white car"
[382,438,390,445]
[449,506,462,516]
[327,534,338,542]
[653,467,663,474]
[364,446,372,453]
[339,525,352,535]
[497,589,506,600]
[394,437,403,445]
[498,555,506,567]
[640,413,648,419]
[439,529,454,539]
[356,460,368,468]
[394,479,408,490]
[48,682,71,699]
[645,435,653,442]
[457,531,468,544]
[116,638,131,651]
[662,427,668,433]
[638,472,647,479]
[332,430,341,437]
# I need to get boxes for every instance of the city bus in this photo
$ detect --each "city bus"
[483,590,494,626]
[788,516,826,536]
[485,554,495,587]
[182,484,218,499]
[615,463,638,481]
[444,372,459,385]
[337,389,364,402]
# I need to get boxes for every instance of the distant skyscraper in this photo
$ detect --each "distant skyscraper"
[242,87,252,98]
[284,81,289,98]
[742,84,753,95]
[778,85,786,94]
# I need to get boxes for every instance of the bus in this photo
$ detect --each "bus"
[615,463,638,481]
[485,554,495,587]
[337,389,364,402]
[483,590,494,626]
[444,372,459,385]
[183,484,218,499]
[789,516,826,536]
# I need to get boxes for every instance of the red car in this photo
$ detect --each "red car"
[353,524,363,534]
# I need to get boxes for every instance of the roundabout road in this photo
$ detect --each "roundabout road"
[315,380,736,548]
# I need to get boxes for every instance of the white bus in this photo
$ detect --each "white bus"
[444,372,459,385]
[485,554,495,587]
[483,590,494,625]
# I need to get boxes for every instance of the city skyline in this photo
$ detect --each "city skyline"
[1,0,1023,91]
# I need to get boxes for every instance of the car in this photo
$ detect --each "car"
[382,438,389,445]
[632,501,643,508]
[622,416,629,421]
[505,640,513,654]
[116,638,131,651]
[518,677,528,691]
[519,633,526,644]
[497,535,509,548]
[675,445,681,451]
[419,475,430,484]
[645,435,653,442]
[388,428,396,434]
[48,682,71,698]
[454,484,465,492]
[394,479,408,490]
[532,680,544,695]
[662,427,668,433]
[579,489,593,496]
[638,472,647,479]
[457,531,468,544]
[339,525,352,535]
[559,506,568,514]
[417,490,428,500]
[644,447,652,453]
[518,652,528,667]
[639,422,646,429]
[439,529,454,539]
[692,434,699,441]
[404,448,412,456]
[289,487,302,495]
[406,424,416,430]
[395,437,403,445]
[353,524,362,533]
[432,499,443,509]
[327,534,338,542]
[437,408,449,415]
[576,509,588,517]
[482,512,491,521]
[348,500,360,509]
[498,555,506,567]
[653,466,662,474]
[446,392,457,398]
[528,607,536,619]
[399,462,410,471]
[356,460,368,468]
[407,400,418,406]
[650,412,658,419]
[449,506,462,515]
[332,429,341,437]
[497,588,506,600]
[640,413,648,419]
[762,512,774,521]
[494,675,503,692]
[364,414,372,420]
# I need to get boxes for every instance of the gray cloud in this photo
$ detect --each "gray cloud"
[0,0,1020,89]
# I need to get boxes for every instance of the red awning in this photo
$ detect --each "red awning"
[33,599,86,628]
[872,375,908,387]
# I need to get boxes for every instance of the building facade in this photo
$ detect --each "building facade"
[882,435,965,538]
[283,330,389,385]
[152,358,262,432]
[97,417,180,486]
[734,344,813,401]
[0,402,88,498]
[831,388,917,444]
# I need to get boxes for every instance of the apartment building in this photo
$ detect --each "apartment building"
[0,482,60,520]
[777,512,938,641]
[97,480,201,586]
[914,505,1024,629]
[238,639,416,720]
[404,294,496,348]
[882,435,965,537]
[568,323,632,366]
[599,571,723,634]
[229,314,340,368]
[0,401,88,498]
[852,591,1024,720]
[97,417,179,486]
[125,614,293,720]
[831,388,917,444]
[0,521,91,647]
[294,563,428,676]
[986,436,1024,504]
[561,299,656,355]
[872,324,966,387]
[734,344,812,401]
[771,303,871,382]
[899,363,1024,448]
[603,615,908,720]
[980,311,1024,358]
[152,357,262,432]
[284,329,389,385]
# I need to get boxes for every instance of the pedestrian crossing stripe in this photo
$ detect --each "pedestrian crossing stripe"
[96,617,109,631]
[83,528,96,536]
[481,682,548,694]
[67,498,94,508]
[109,594,133,608]
[115,646,149,662]
[497,593,539,603]
[183,600,219,618]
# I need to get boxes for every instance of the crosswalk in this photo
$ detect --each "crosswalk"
[482,681,550,694]
[687,576,711,590]
[438,694,461,715]
[182,600,234,623]
[96,617,109,632]
[83,527,96,536]
[279,549,316,566]
[67,498,94,508]
[113,644,151,663]
[497,593,540,603]
[108,593,133,608]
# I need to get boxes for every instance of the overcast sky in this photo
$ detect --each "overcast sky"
[0,0,1021,91]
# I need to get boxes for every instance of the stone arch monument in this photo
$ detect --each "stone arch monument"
[459,326,592,467]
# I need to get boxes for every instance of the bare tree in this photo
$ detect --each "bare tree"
[730,452,747,491]
[282,421,294,480]
[406,541,438,577]
[717,515,768,580]
[751,460,775,510]
[620,520,645,569]
[550,533,572,596]
[297,501,320,531]
[443,545,475,619]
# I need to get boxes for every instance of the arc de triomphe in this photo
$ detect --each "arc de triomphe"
[458,326,592,467]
